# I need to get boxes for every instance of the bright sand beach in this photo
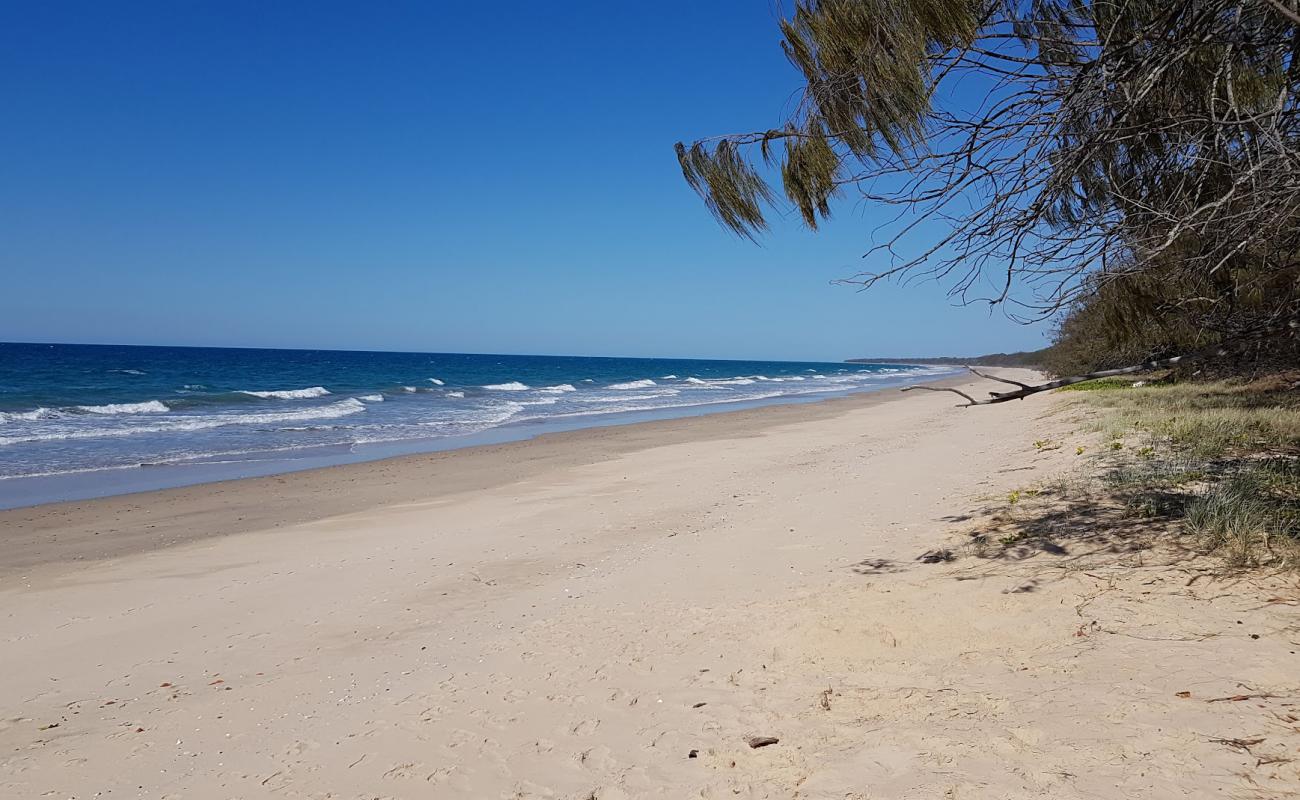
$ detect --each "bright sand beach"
[2,369,1297,798]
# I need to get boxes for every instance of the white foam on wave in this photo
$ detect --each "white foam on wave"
[823,372,877,383]
[358,394,384,402]
[661,374,678,379]
[710,377,757,386]
[110,368,146,376]
[428,378,445,386]
[240,386,332,400]
[416,400,523,433]
[446,391,465,398]
[539,383,576,394]
[209,397,368,423]
[402,386,418,393]
[0,461,143,481]
[0,407,60,423]
[483,381,529,391]
[77,400,170,415]
[518,391,788,424]
[0,399,367,447]
[680,377,755,388]
[575,390,680,403]
[608,379,657,390]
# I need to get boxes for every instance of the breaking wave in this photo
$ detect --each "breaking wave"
[575,390,680,403]
[0,399,368,447]
[239,386,331,400]
[608,379,657,390]
[0,408,59,423]
[77,400,171,415]
[0,349,954,487]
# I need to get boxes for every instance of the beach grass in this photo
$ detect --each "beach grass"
[964,375,1300,568]
[1074,377,1300,568]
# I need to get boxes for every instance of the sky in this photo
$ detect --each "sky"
[0,1,1051,362]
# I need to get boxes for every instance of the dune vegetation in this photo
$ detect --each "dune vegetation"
[965,376,1300,571]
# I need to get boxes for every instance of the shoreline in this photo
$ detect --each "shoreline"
[0,372,971,575]
[0,368,962,512]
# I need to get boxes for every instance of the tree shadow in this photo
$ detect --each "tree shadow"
[849,549,957,576]
[961,488,1186,564]
[849,557,908,575]
[938,513,974,523]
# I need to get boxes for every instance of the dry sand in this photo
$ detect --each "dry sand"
[2,370,1297,798]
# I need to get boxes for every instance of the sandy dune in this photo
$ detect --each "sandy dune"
[2,370,1297,798]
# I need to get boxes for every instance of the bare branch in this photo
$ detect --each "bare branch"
[1261,0,1300,26]
[967,367,1034,390]
[926,318,1300,407]
[899,385,980,405]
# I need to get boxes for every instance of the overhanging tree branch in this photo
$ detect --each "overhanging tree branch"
[676,0,1300,330]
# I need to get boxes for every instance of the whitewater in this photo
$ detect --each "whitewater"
[0,343,955,503]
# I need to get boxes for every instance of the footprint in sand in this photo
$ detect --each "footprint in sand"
[380,761,424,780]
[533,737,556,754]
[576,744,617,770]
[280,738,319,757]
[567,717,601,736]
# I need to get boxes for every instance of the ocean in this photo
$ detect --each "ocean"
[0,343,953,507]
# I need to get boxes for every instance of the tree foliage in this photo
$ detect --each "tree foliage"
[677,0,1300,371]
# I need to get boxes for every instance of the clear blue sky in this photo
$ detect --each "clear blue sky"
[0,1,1049,361]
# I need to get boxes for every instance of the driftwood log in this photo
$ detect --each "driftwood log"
[903,320,1299,407]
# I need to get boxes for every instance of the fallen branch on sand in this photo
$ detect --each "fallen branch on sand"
[902,320,1299,407]
[904,355,1209,406]
[1207,692,1279,703]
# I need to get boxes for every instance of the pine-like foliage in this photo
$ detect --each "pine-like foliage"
[677,0,1300,370]
[679,0,982,234]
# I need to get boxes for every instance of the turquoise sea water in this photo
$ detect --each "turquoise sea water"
[0,343,953,506]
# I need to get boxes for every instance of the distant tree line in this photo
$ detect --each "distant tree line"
[848,351,1047,367]
[678,0,1300,377]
